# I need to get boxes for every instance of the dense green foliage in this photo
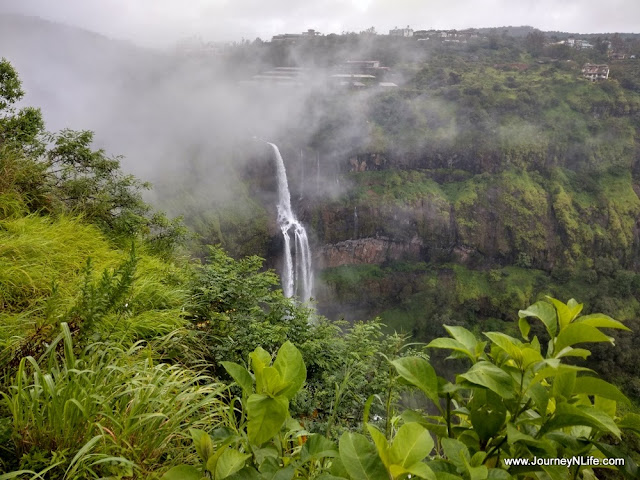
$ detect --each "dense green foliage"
[163,298,640,480]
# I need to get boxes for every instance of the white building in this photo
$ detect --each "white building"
[389,26,413,37]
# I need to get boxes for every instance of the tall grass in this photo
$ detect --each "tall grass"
[0,214,192,361]
[2,323,228,478]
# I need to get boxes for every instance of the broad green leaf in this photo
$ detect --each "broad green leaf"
[207,441,235,475]
[215,449,250,480]
[329,457,350,478]
[468,390,506,442]
[518,317,531,340]
[465,464,488,480]
[444,326,478,353]
[469,452,487,468]
[284,416,304,433]
[519,301,557,337]
[253,446,279,466]
[247,394,288,445]
[574,377,629,404]
[259,462,295,480]
[552,369,576,400]
[544,431,591,452]
[262,367,291,397]
[301,434,338,460]
[363,394,375,426]
[228,466,261,480]
[531,364,593,388]
[506,423,556,457]
[547,296,581,330]
[484,332,522,362]
[161,465,202,480]
[427,338,474,361]
[540,465,567,480]
[486,469,512,480]
[541,403,621,438]
[221,361,254,394]
[391,356,439,405]
[250,347,271,392]
[520,347,543,369]
[595,396,617,418]
[554,347,591,359]
[401,409,448,439]
[574,314,631,331]
[389,462,436,480]
[618,413,640,435]
[273,341,306,400]
[366,424,390,468]
[458,362,515,399]
[389,422,433,467]
[339,432,388,480]
[592,441,639,479]
[441,438,470,472]
[430,472,464,480]
[527,383,549,414]
[554,323,613,354]
[190,428,214,463]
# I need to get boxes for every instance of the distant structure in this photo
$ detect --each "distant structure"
[331,60,396,88]
[582,64,610,81]
[241,67,308,87]
[271,29,321,44]
[554,37,594,49]
[389,25,413,37]
[239,57,397,90]
[338,61,389,78]
[609,52,627,60]
[413,29,480,43]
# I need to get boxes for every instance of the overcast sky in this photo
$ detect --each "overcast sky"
[3,0,639,47]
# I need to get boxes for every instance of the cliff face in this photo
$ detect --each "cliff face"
[310,165,640,273]
[317,236,424,268]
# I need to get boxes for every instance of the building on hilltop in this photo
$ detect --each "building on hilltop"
[271,29,321,44]
[389,26,413,37]
[554,37,594,49]
[413,29,480,43]
[330,60,396,89]
[582,64,609,81]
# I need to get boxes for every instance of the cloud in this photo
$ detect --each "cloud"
[3,0,639,47]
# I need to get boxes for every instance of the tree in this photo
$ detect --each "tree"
[611,33,625,53]
[524,30,546,57]
[594,36,609,55]
[0,57,45,155]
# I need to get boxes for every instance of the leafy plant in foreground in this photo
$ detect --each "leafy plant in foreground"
[375,296,639,479]
[166,297,639,480]
[162,341,339,480]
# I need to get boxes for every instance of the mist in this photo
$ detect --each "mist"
[0,14,425,204]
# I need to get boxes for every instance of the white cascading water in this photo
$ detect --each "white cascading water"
[267,142,314,302]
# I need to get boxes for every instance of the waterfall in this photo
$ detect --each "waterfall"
[299,149,304,200]
[353,206,358,239]
[316,151,320,194]
[267,142,314,302]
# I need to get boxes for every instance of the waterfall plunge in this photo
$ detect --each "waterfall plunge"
[267,143,314,302]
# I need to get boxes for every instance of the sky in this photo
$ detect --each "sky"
[3,0,639,47]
